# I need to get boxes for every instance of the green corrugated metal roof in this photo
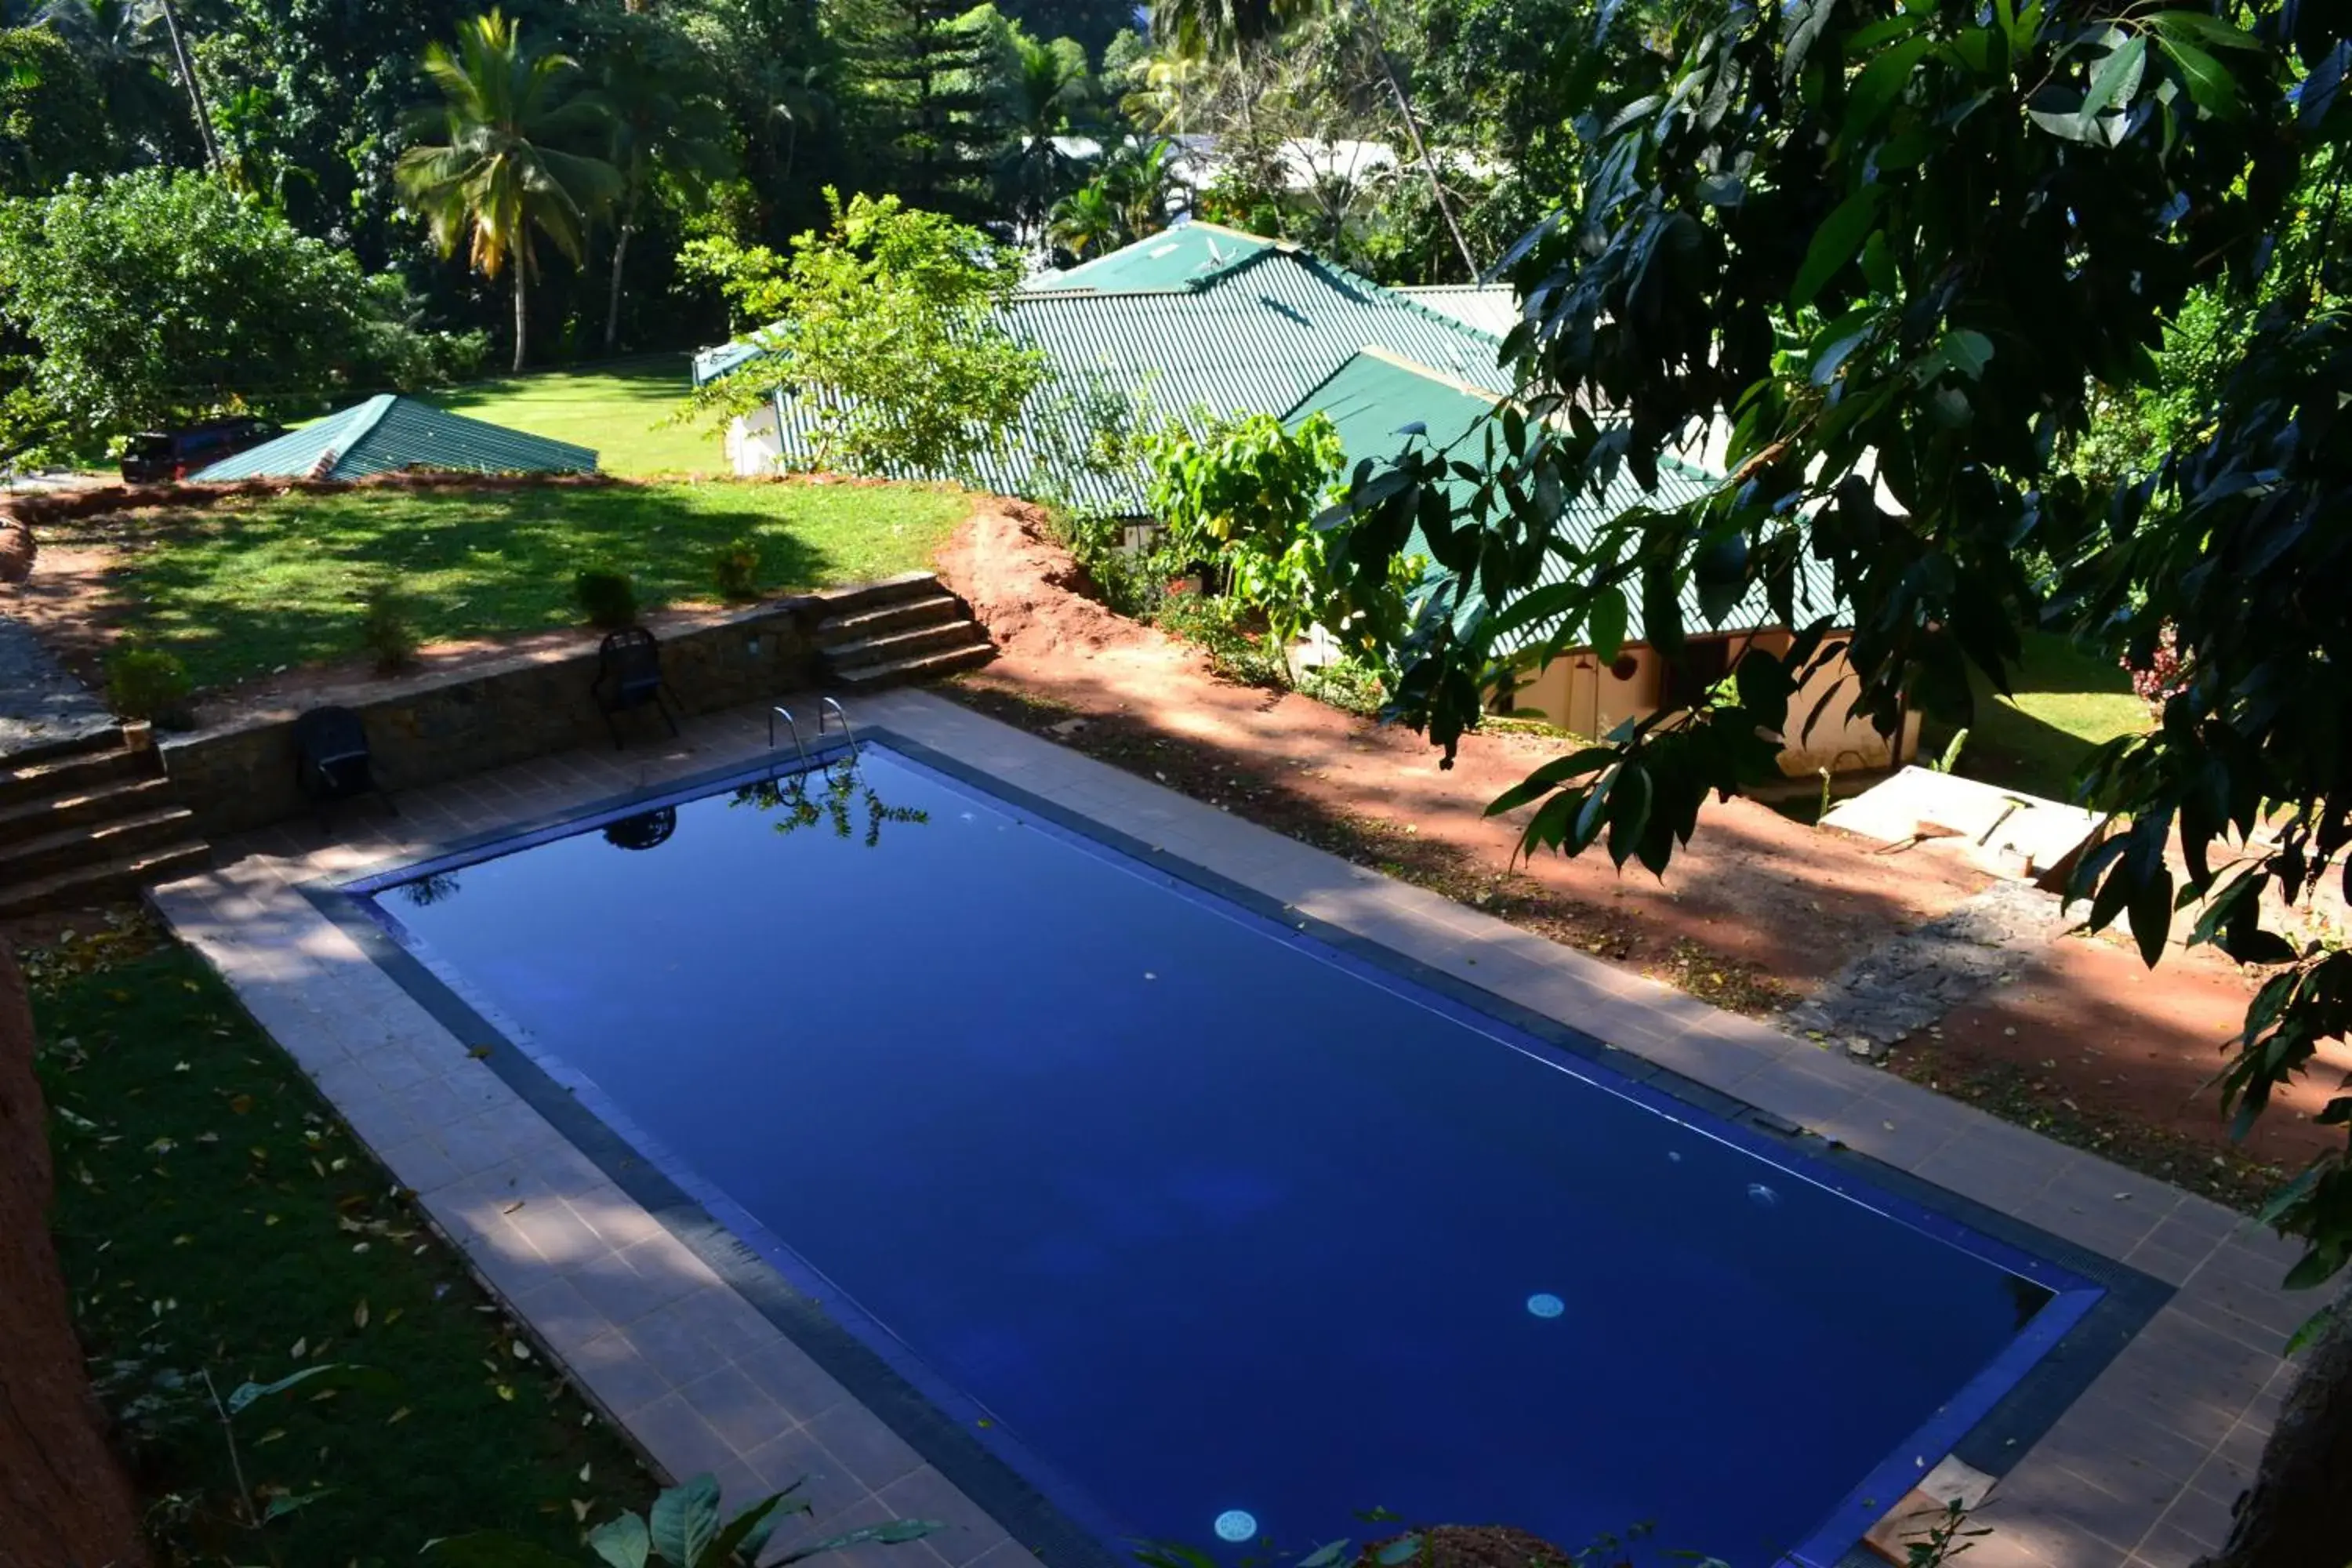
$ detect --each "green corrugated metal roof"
[1023,222,1277,293]
[1287,349,1849,654]
[192,394,597,481]
[737,234,1508,514]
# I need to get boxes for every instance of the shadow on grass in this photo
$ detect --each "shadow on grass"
[114,485,850,688]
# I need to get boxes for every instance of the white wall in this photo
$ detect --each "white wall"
[725,405,783,477]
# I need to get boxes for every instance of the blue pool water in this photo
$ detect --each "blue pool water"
[355,744,2097,1565]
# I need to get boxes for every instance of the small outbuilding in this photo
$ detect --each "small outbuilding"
[191,395,597,482]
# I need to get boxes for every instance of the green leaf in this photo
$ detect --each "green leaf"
[1859,231,1897,294]
[431,1534,597,1568]
[2157,36,2242,120]
[1846,34,1937,136]
[1486,749,1620,815]
[1938,329,1994,380]
[261,1487,334,1523]
[2078,34,2147,123]
[2126,861,2176,967]
[708,1492,793,1566]
[588,1514,652,1568]
[1791,187,1883,308]
[1588,588,1629,663]
[2144,11,2263,51]
[1606,766,1654,866]
[224,1363,346,1414]
[1376,1537,1425,1566]
[649,1475,723,1567]
[1300,1543,1354,1568]
[773,1519,943,1565]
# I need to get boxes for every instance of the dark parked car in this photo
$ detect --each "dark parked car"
[119,416,285,483]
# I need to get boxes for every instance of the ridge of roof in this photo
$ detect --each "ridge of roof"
[333,394,399,470]
[1296,252,1506,347]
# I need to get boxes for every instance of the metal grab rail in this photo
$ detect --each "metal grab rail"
[818,696,858,757]
[768,705,811,769]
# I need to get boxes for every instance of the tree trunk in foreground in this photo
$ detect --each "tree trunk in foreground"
[604,220,633,357]
[2196,1283,2352,1568]
[511,261,529,376]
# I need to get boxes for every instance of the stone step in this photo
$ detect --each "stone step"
[0,774,176,848]
[816,592,964,648]
[832,641,996,688]
[813,572,951,621]
[0,804,198,884]
[0,723,125,771]
[0,839,212,919]
[825,621,990,671]
[0,742,150,811]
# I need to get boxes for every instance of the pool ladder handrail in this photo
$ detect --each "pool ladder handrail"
[768,704,811,769]
[818,696,858,757]
[769,698,858,770]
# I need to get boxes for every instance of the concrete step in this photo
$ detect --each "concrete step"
[832,641,996,688]
[0,742,150,811]
[0,804,198,884]
[825,621,990,671]
[0,840,212,918]
[814,572,953,621]
[816,592,964,648]
[0,775,176,848]
[0,724,125,771]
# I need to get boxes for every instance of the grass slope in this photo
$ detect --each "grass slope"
[114,481,970,690]
[426,357,722,478]
[31,935,652,1564]
[1951,629,2152,801]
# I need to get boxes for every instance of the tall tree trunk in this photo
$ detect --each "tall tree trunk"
[154,0,222,175]
[1370,46,1476,281]
[604,220,633,358]
[2196,1285,2352,1568]
[512,262,529,376]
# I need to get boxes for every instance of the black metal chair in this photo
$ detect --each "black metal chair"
[292,705,391,829]
[592,627,680,748]
[601,806,677,851]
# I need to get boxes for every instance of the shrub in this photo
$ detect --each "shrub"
[1299,655,1386,717]
[358,579,418,673]
[105,646,193,728]
[711,536,761,602]
[1156,589,1281,688]
[574,565,638,630]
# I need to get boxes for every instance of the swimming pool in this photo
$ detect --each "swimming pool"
[337,738,2116,1566]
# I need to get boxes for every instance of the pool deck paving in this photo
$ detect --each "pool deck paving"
[147,686,2307,1568]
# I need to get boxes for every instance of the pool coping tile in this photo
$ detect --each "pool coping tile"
[148,687,2311,1568]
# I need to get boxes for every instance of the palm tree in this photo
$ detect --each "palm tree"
[993,31,1091,243]
[597,32,733,353]
[1099,137,1178,240]
[772,64,834,190]
[32,0,178,152]
[396,10,619,374]
[1047,182,1122,258]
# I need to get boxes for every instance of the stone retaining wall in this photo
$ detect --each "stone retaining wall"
[159,577,927,838]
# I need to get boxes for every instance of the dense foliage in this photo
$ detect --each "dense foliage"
[685,190,1044,477]
[0,168,479,462]
[1316,5,2349,1561]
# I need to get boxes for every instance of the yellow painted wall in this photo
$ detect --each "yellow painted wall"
[1504,631,1918,775]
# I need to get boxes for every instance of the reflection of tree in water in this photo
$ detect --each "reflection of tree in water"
[731,760,927,848]
[603,806,677,851]
[398,872,463,907]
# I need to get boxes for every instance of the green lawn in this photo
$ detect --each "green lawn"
[32,937,652,1563]
[117,480,971,689]
[1945,629,2153,801]
[426,356,724,477]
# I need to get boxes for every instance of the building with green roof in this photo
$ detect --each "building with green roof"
[191,395,597,482]
[697,222,1506,514]
[1284,348,1911,773]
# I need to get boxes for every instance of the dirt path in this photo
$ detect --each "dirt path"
[939,501,2328,1204]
